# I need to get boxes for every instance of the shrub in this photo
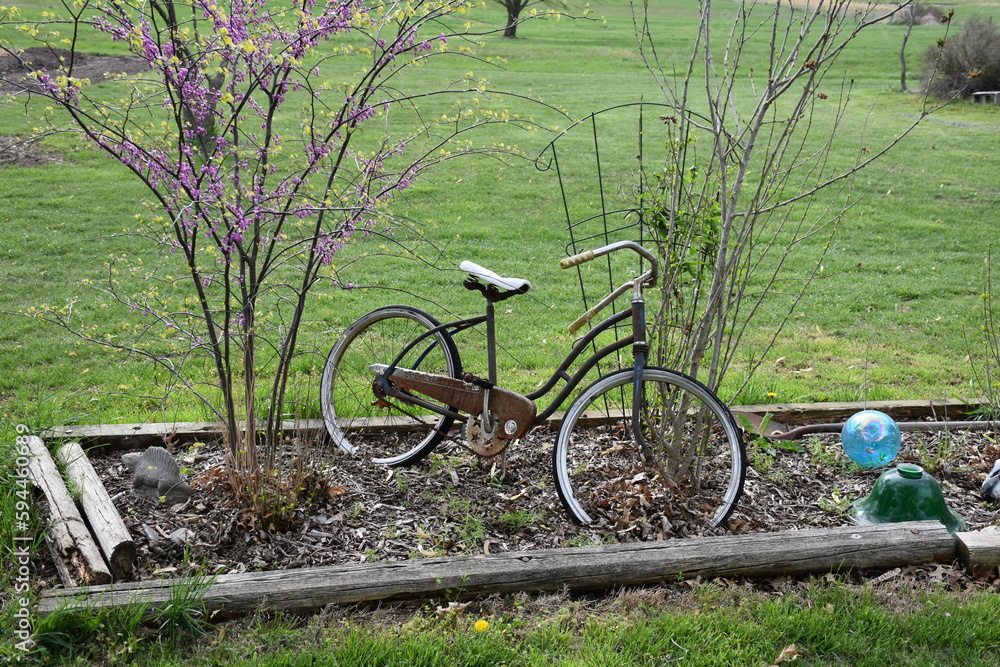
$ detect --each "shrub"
[892,2,946,26]
[923,17,1000,99]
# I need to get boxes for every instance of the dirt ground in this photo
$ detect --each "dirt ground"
[1,48,148,167]
[0,47,147,95]
[0,134,63,166]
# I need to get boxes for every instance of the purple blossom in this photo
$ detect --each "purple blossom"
[36,0,472,399]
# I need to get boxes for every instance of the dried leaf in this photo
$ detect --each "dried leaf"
[435,601,470,617]
[417,543,441,557]
[773,643,800,664]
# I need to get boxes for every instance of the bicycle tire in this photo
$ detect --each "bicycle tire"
[321,305,462,466]
[553,367,746,532]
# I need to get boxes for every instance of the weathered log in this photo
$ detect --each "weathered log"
[38,521,954,617]
[56,441,136,579]
[23,436,111,587]
[955,528,1000,576]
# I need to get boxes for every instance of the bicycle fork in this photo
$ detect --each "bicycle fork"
[630,292,657,464]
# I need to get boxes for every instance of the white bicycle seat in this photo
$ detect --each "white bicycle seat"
[460,261,531,293]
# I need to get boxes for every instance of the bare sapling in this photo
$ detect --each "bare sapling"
[633,0,952,396]
[629,0,953,481]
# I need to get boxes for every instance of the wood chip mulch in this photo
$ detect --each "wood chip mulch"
[30,423,1000,592]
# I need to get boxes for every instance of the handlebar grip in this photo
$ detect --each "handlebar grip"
[568,308,598,334]
[559,250,596,269]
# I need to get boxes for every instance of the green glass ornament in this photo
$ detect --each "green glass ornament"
[850,463,967,533]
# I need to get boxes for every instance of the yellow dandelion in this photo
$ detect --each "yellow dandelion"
[474,619,489,632]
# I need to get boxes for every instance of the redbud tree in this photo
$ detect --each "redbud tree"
[2,0,530,481]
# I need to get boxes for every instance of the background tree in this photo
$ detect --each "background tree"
[490,0,566,38]
[923,15,1000,99]
[894,2,946,91]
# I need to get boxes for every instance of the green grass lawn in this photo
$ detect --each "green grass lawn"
[22,579,1000,666]
[3,1,998,427]
[3,1,1000,664]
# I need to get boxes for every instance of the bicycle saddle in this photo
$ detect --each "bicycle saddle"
[460,261,531,294]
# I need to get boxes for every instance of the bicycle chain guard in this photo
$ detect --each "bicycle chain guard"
[370,364,536,455]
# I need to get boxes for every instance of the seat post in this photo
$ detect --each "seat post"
[485,299,498,385]
[462,268,526,386]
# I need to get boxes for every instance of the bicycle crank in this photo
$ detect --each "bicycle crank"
[464,413,508,458]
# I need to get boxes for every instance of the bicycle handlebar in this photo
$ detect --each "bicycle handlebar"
[559,241,658,280]
[560,241,659,334]
[566,281,635,333]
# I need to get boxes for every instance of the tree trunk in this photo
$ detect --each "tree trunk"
[57,441,136,579]
[900,13,914,91]
[504,6,519,38]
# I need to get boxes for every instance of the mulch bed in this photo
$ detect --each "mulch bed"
[31,422,1000,590]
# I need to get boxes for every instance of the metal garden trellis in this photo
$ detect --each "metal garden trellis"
[535,102,712,375]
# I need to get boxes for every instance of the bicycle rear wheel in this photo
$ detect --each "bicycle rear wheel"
[321,305,462,466]
[553,367,745,533]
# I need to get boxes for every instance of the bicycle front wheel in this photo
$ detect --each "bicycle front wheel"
[321,305,462,466]
[553,367,746,533]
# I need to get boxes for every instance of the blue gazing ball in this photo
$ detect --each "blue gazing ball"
[840,410,901,468]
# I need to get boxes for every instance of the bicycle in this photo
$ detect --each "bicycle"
[320,241,746,529]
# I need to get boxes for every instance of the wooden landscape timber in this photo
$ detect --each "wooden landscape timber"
[23,436,111,587]
[956,528,1000,576]
[56,441,136,579]
[41,399,984,450]
[37,520,985,619]
[733,398,982,427]
[44,419,328,450]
